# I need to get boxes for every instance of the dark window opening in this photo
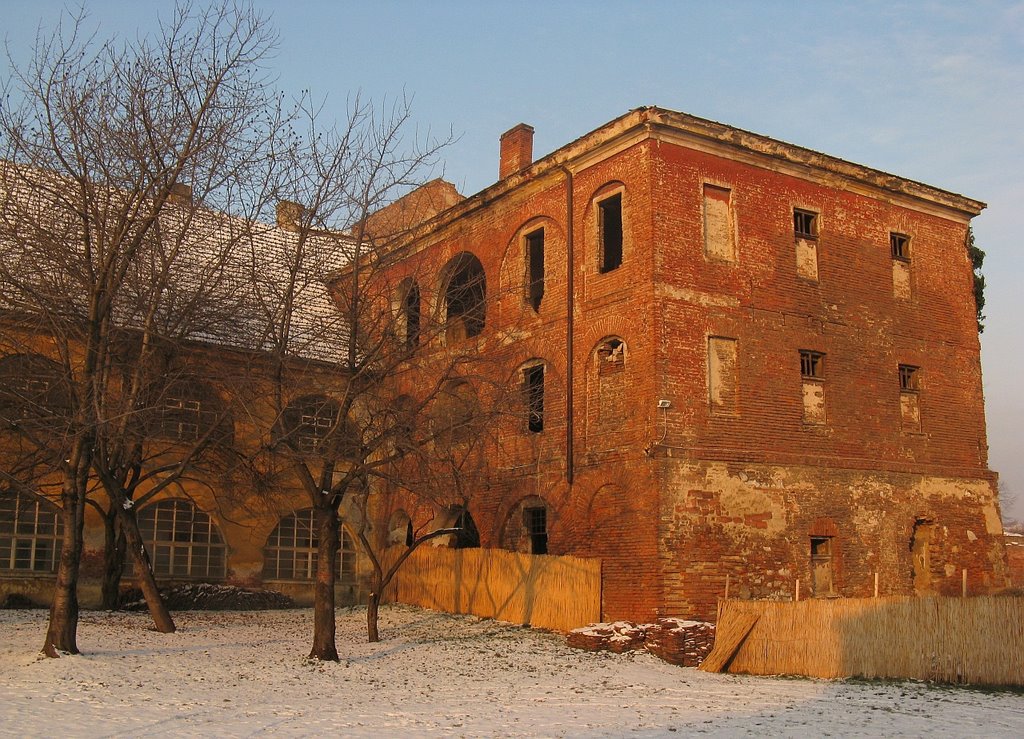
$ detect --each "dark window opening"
[405,519,414,547]
[524,364,544,433]
[526,228,545,311]
[444,254,486,339]
[891,232,910,261]
[524,506,548,555]
[599,194,623,273]
[800,350,824,379]
[899,364,919,391]
[452,508,480,549]
[794,208,818,239]
[403,282,421,347]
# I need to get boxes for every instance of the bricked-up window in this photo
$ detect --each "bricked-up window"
[899,364,920,391]
[794,208,818,239]
[810,536,835,596]
[800,350,824,379]
[401,280,421,347]
[263,508,355,583]
[703,184,735,261]
[708,336,738,414]
[595,338,627,429]
[523,363,544,433]
[800,350,826,424]
[524,506,548,555]
[0,490,63,573]
[136,499,226,580]
[598,193,623,273]
[899,364,922,431]
[891,232,910,261]
[525,228,545,312]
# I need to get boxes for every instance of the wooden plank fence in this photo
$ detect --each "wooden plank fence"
[382,545,601,633]
[701,595,1024,686]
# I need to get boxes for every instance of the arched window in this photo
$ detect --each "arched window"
[262,509,356,583]
[0,354,70,431]
[501,495,549,555]
[136,499,226,579]
[449,506,480,549]
[441,252,486,341]
[387,509,414,547]
[397,278,421,348]
[154,378,233,444]
[0,490,62,573]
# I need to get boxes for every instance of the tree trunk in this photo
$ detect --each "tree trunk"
[309,504,340,661]
[100,506,126,610]
[366,585,381,643]
[42,476,86,657]
[116,506,176,633]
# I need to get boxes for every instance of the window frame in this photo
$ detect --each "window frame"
[890,232,910,262]
[263,508,356,583]
[523,506,548,555]
[0,491,63,574]
[135,499,226,580]
[793,208,818,240]
[800,350,825,380]
[899,364,920,392]
[523,363,545,434]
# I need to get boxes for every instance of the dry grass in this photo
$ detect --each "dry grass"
[705,595,1024,686]
[383,545,601,632]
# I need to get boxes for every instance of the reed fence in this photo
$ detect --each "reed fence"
[382,545,601,633]
[701,595,1024,686]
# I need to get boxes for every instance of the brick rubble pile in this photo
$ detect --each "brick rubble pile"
[567,621,647,653]
[568,618,716,666]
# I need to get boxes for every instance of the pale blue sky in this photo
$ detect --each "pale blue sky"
[5,1,1023,517]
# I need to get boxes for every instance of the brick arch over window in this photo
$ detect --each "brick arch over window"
[0,353,71,431]
[587,181,627,274]
[262,508,356,583]
[439,251,486,341]
[276,394,359,459]
[135,499,226,580]
[499,216,564,317]
[500,494,550,555]
[0,488,62,573]
[151,377,233,445]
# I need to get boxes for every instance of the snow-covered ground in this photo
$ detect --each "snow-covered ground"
[2,605,1022,737]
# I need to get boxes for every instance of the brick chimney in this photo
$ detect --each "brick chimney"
[276,200,304,232]
[499,123,534,180]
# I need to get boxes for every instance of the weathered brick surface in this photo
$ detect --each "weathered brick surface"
[372,107,1008,624]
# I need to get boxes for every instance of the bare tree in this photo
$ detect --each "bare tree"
[0,3,282,655]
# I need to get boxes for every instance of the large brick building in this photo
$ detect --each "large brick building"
[369,106,1008,622]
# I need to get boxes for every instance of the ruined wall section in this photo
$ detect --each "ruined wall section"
[657,460,1007,622]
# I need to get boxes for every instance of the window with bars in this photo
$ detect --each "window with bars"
[899,364,920,391]
[891,232,910,261]
[298,411,334,453]
[523,506,548,555]
[800,350,825,379]
[0,491,62,573]
[135,499,226,579]
[794,208,818,239]
[262,509,356,583]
